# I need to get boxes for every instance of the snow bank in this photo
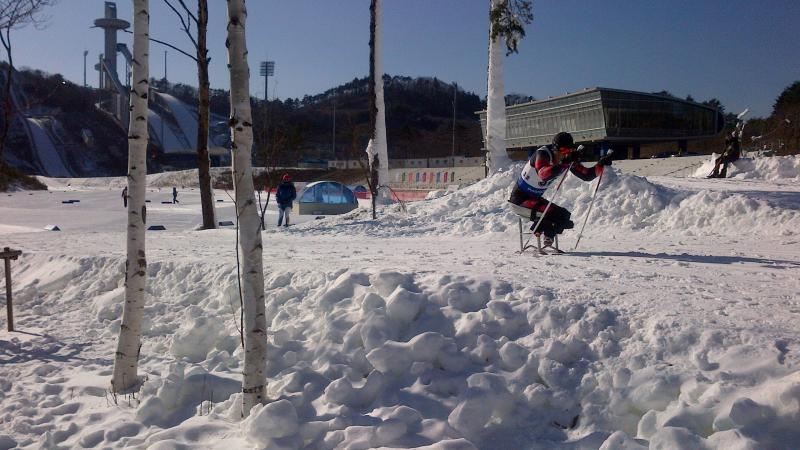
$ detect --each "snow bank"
[5,253,798,449]
[693,155,800,181]
[298,163,800,238]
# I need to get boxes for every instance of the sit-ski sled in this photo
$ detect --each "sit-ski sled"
[508,202,564,255]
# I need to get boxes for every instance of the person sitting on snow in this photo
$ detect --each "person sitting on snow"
[508,131,612,248]
[275,173,297,227]
[707,126,742,178]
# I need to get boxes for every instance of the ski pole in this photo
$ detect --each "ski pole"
[523,161,574,250]
[573,150,613,250]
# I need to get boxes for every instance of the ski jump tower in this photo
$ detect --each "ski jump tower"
[93,2,130,129]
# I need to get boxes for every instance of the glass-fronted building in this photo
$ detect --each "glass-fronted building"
[477,88,725,158]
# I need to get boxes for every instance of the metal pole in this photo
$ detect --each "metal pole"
[164,50,167,80]
[265,72,268,102]
[83,50,88,87]
[98,54,104,89]
[452,82,457,163]
[4,248,13,332]
[332,96,336,155]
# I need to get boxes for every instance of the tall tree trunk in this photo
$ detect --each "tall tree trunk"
[373,0,389,188]
[196,0,216,229]
[368,0,378,219]
[112,0,150,393]
[0,30,15,172]
[226,0,267,417]
[486,0,511,173]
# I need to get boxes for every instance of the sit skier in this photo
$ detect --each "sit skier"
[276,173,296,227]
[707,126,742,178]
[508,131,612,251]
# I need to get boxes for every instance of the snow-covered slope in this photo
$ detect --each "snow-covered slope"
[301,161,800,238]
[693,154,800,181]
[2,155,800,449]
[25,117,71,177]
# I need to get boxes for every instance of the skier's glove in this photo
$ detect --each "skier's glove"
[597,154,613,167]
[562,151,581,165]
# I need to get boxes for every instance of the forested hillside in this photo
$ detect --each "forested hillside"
[154,75,489,166]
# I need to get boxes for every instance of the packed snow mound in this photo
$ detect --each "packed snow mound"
[6,254,800,449]
[295,164,800,238]
[693,154,800,181]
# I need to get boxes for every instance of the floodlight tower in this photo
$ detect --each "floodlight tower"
[260,61,275,101]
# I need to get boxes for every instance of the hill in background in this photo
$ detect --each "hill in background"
[2,68,492,177]
[153,74,489,168]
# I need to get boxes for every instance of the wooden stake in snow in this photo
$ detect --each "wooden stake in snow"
[112,0,150,393]
[226,0,268,417]
[2,247,22,332]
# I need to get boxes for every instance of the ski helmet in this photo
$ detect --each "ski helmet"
[282,173,291,182]
[553,132,575,150]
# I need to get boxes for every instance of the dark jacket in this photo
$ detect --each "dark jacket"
[724,133,741,160]
[275,181,296,207]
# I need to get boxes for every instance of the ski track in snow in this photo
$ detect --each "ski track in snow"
[0,156,799,449]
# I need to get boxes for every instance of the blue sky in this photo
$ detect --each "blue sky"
[9,0,800,117]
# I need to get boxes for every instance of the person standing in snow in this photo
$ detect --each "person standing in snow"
[707,126,742,178]
[122,186,128,208]
[172,187,179,204]
[508,132,613,247]
[275,173,297,227]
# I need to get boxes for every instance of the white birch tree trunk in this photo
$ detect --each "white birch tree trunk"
[373,0,389,187]
[112,0,150,393]
[486,0,511,173]
[226,0,268,417]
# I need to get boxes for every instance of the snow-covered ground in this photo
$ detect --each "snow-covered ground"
[1,156,799,449]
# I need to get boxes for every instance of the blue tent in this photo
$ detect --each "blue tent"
[298,181,358,215]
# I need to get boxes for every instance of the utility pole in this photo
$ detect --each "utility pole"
[83,50,88,87]
[164,50,167,80]
[332,94,336,156]
[452,82,457,163]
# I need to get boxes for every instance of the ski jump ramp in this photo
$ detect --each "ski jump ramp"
[149,92,227,157]
[25,117,72,178]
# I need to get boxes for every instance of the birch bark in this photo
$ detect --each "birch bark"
[111,0,150,393]
[373,0,389,187]
[226,0,268,417]
[486,0,511,173]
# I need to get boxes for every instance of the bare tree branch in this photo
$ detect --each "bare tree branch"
[175,0,198,23]
[162,0,199,51]
[0,0,57,169]
[121,28,197,62]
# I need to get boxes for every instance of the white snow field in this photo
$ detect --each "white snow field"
[1,156,800,449]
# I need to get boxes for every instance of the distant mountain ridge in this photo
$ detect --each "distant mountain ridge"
[4,68,512,176]
[153,74,492,165]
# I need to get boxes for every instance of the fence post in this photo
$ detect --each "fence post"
[2,247,22,332]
